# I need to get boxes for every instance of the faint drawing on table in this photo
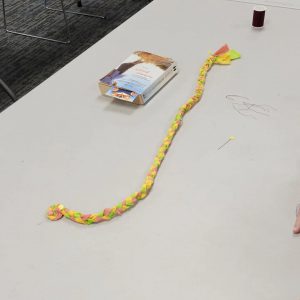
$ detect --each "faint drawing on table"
[226,95,276,119]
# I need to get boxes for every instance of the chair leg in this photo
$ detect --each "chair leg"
[45,0,106,19]
[2,0,71,44]
[0,79,17,101]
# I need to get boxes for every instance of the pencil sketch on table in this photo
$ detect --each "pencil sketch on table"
[226,94,276,119]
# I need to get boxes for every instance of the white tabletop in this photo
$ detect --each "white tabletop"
[228,0,300,9]
[0,0,299,299]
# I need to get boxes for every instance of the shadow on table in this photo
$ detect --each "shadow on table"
[103,98,141,115]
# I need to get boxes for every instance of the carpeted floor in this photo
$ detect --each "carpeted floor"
[0,0,152,112]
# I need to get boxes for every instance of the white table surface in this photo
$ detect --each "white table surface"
[228,0,300,9]
[0,0,299,299]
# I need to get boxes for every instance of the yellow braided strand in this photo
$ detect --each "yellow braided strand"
[47,45,240,225]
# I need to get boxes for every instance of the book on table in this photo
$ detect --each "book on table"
[99,51,178,104]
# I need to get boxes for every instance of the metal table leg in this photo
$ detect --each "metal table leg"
[2,0,71,44]
[0,78,16,101]
[44,0,106,19]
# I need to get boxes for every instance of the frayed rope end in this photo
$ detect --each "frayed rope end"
[213,44,241,65]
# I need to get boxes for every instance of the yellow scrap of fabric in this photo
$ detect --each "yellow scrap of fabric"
[215,49,241,64]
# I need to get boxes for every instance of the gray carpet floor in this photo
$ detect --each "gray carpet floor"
[0,0,151,112]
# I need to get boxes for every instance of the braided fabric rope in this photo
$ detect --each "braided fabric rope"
[47,45,241,225]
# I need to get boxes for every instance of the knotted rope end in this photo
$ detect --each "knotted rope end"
[47,204,64,221]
